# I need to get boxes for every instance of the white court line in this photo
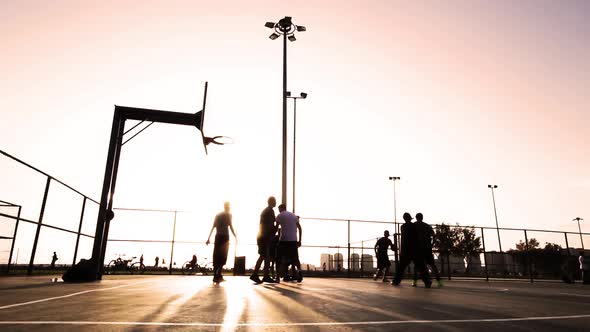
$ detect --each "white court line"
[0,314,589,327]
[0,279,159,310]
[559,292,590,298]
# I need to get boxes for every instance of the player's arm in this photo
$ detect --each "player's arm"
[374,241,379,255]
[230,223,237,241]
[297,220,302,247]
[390,239,396,252]
[206,217,216,245]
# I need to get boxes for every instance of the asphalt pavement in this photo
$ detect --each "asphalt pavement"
[1,275,589,331]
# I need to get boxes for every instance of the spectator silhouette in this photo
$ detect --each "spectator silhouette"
[51,252,58,268]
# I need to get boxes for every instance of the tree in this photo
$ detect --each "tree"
[455,227,482,273]
[433,223,460,275]
[515,238,540,251]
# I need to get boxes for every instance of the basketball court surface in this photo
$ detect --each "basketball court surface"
[1,275,589,331]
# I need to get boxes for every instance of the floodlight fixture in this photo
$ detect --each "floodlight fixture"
[265,22,276,29]
[288,35,296,42]
[296,25,306,32]
[278,16,293,31]
[269,33,280,40]
[286,91,292,97]
[488,184,498,189]
[300,92,307,99]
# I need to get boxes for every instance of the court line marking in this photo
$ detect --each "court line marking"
[0,314,589,326]
[558,292,590,298]
[0,279,160,310]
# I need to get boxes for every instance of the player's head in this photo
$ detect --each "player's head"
[268,196,277,207]
[278,204,286,212]
[384,230,390,237]
[403,212,413,223]
[416,213,423,222]
[223,201,231,212]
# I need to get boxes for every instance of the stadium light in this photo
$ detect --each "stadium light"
[488,184,502,252]
[286,91,309,213]
[573,217,585,249]
[265,16,306,206]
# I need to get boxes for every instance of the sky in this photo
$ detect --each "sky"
[1,0,589,267]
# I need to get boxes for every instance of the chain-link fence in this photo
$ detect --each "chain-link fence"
[2,148,588,281]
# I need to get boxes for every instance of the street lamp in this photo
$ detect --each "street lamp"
[388,177,401,235]
[265,16,306,206]
[286,91,307,213]
[488,184,502,252]
[573,217,585,249]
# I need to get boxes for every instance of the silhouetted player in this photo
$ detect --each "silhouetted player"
[412,213,442,287]
[251,196,277,284]
[392,212,431,287]
[374,230,396,282]
[190,254,197,266]
[51,252,58,268]
[206,201,237,283]
[285,216,303,282]
[276,204,303,283]
[154,256,159,268]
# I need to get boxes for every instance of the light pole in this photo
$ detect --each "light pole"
[573,217,584,249]
[265,17,306,206]
[286,91,307,213]
[388,177,401,235]
[488,184,502,252]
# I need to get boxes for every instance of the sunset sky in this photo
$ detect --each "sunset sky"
[1,0,589,266]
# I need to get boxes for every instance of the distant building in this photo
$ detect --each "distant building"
[350,253,360,272]
[467,255,482,274]
[485,252,516,275]
[361,254,374,272]
[320,254,333,272]
[301,263,316,271]
[334,253,344,272]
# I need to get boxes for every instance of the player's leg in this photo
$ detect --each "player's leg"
[383,260,391,282]
[393,255,410,285]
[427,253,442,286]
[415,258,432,288]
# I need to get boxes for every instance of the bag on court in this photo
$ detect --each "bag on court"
[62,259,96,282]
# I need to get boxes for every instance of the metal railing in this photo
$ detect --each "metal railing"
[1,149,98,274]
[2,148,588,282]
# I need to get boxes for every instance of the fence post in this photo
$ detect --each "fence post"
[72,197,87,265]
[524,230,533,282]
[347,220,350,278]
[361,240,364,276]
[481,227,489,282]
[169,211,177,275]
[7,206,22,273]
[28,176,52,275]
